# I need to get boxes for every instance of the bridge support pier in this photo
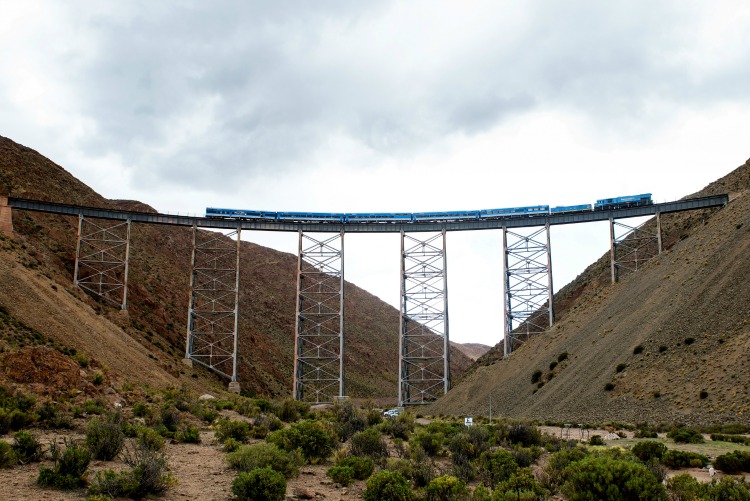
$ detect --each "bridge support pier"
[74,215,131,310]
[293,231,345,404]
[184,224,241,383]
[609,212,661,284]
[0,196,13,238]
[503,223,553,357]
[398,229,450,406]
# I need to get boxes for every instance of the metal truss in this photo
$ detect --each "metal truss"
[293,231,345,404]
[185,225,241,381]
[503,223,554,357]
[74,215,131,310]
[609,211,662,283]
[398,230,450,406]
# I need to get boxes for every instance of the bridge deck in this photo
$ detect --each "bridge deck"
[8,195,728,233]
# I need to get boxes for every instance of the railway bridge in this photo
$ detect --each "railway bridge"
[2,194,728,405]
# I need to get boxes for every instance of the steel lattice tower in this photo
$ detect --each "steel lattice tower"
[503,223,553,357]
[74,215,131,310]
[185,225,241,385]
[399,230,450,406]
[293,231,345,404]
[609,212,662,283]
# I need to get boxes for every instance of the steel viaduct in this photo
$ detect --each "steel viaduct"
[1,194,728,405]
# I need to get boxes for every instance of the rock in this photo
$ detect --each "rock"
[104,387,116,395]
[294,487,315,499]
[198,393,216,400]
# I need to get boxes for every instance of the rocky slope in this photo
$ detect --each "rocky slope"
[431,158,750,425]
[0,135,473,400]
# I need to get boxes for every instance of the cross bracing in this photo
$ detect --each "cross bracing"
[185,226,241,381]
[74,215,131,310]
[294,231,345,404]
[610,213,662,283]
[503,225,553,356]
[399,230,450,406]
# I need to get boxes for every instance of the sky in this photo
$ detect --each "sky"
[1,1,749,346]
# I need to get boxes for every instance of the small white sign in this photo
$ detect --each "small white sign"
[464,417,473,427]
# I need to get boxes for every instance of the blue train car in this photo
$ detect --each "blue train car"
[345,213,413,223]
[206,207,278,220]
[412,210,480,221]
[594,193,652,211]
[480,205,550,219]
[550,204,592,214]
[277,211,344,222]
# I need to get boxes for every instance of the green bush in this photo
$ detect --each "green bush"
[223,437,242,453]
[666,473,704,501]
[329,400,367,442]
[711,433,750,446]
[337,455,374,480]
[327,464,355,486]
[478,449,518,488]
[215,418,251,443]
[507,423,541,447]
[661,450,709,468]
[232,468,286,501]
[83,399,105,415]
[88,444,172,499]
[714,450,750,473]
[176,424,201,444]
[493,468,547,500]
[0,408,11,434]
[558,352,569,362]
[132,402,151,418]
[634,429,658,438]
[379,412,414,440]
[667,427,704,444]
[38,439,91,490]
[137,426,166,451]
[277,398,309,423]
[707,477,750,500]
[267,420,337,464]
[226,443,302,478]
[589,435,604,446]
[510,446,541,468]
[364,470,414,501]
[12,430,43,464]
[350,428,389,462]
[0,440,17,468]
[85,416,125,461]
[531,370,543,384]
[561,455,667,500]
[413,429,444,457]
[631,440,667,463]
[540,447,588,491]
[426,474,468,501]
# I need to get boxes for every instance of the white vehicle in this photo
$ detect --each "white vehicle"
[382,408,403,418]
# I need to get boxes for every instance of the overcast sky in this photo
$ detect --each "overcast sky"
[2,1,749,346]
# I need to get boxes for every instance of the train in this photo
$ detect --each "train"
[205,193,652,223]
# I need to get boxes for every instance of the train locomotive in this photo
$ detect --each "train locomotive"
[205,193,652,223]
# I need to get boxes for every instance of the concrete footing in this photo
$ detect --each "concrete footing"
[181,358,193,368]
[0,196,13,239]
[228,381,241,394]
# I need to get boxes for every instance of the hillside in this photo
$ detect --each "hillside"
[431,157,750,425]
[0,135,473,400]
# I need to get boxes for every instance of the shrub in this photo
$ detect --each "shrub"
[589,435,604,446]
[661,450,709,468]
[666,473,705,501]
[684,337,695,345]
[226,443,302,478]
[507,423,541,447]
[510,446,541,468]
[561,456,667,500]
[425,474,468,501]
[531,370,543,384]
[83,399,105,415]
[706,477,750,500]
[447,434,478,482]
[412,429,444,457]
[604,382,615,392]
[714,450,750,473]
[223,437,242,453]
[364,470,414,501]
[379,412,414,440]
[267,420,337,464]
[615,363,627,373]
[478,448,518,488]
[277,398,309,423]
[0,440,16,468]
[633,345,644,355]
[667,427,704,444]
[132,402,150,418]
[137,426,166,451]
[493,468,547,500]
[327,464,355,486]
[699,390,709,399]
[337,455,374,480]
[12,430,43,464]
[85,416,125,461]
[541,447,588,491]
[89,443,172,498]
[232,468,286,501]
[631,440,667,463]
[330,399,367,442]
[350,428,389,461]
[176,424,201,444]
[711,433,750,445]
[558,352,569,362]
[215,418,251,443]
[549,361,558,371]
[634,428,658,438]
[9,409,35,430]
[38,439,91,490]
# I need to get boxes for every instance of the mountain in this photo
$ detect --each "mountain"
[452,343,491,361]
[431,157,750,425]
[0,135,473,400]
